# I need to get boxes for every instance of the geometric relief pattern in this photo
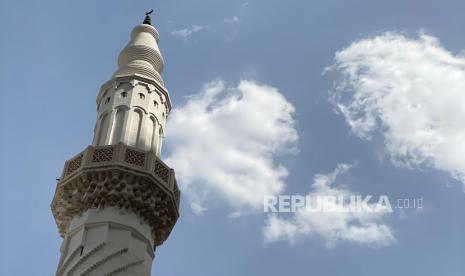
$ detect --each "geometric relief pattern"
[58,242,106,276]
[56,244,83,276]
[56,239,145,276]
[124,148,145,167]
[65,154,83,176]
[154,160,170,182]
[104,260,145,276]
[172,180,180,207]
[52,169,179,246]
[80,247,129,276]
[92,148,113,163]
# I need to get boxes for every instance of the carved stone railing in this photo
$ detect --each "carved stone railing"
[60,143,179,202]
[53,143,180,246]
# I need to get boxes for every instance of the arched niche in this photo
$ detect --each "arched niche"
[96,113,109,145]
[127,109,143,147]
[110,107,127,145]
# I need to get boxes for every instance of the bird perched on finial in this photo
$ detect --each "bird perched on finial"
[143,9,154,25]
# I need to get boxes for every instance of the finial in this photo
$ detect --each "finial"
[143,9,154,25]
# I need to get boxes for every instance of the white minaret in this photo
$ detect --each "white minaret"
[51,12,180,276]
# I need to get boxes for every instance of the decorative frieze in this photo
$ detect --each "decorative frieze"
[65,154,83,176]
[92,148,113,163]
[154,160,170,182]
[124,148,146,167]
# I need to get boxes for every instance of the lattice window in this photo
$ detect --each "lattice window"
[92,148,113,162]
[173,180,180,205]
[65,154,83,176]
[124,149,145,167]
[154,160,170,182]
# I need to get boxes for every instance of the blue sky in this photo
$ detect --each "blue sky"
[1,0,465,275]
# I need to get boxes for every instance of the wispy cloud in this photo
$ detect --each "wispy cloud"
[223,16,241,41]
[263,164,395,248]
[171,9,245,43]
[171,25,205,41]
[328,31,465,188]
[165,79,298,215]
[223,16,240,26]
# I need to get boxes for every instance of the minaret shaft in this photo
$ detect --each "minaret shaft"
[52,15,180,276]
[55,208,153,276]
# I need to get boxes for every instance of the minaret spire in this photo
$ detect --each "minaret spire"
[113,12,166,86]
[51,14,179,276]
[143,9,153,25]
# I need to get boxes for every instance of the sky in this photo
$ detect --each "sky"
[1,0,465,275]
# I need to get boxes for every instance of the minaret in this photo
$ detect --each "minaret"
[51,12,180,276]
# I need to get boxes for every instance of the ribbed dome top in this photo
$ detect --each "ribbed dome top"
[113,24,165,86]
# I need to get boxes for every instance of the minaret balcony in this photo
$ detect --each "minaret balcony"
[51,143,180,246]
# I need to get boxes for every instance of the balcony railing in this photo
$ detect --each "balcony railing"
[60,143,179,207]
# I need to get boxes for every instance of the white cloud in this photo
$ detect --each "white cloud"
[165,79,298,214]
[263,164,395,248]
[171,25,204,41]
[328,32,465,187]
[223,16,240,26]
